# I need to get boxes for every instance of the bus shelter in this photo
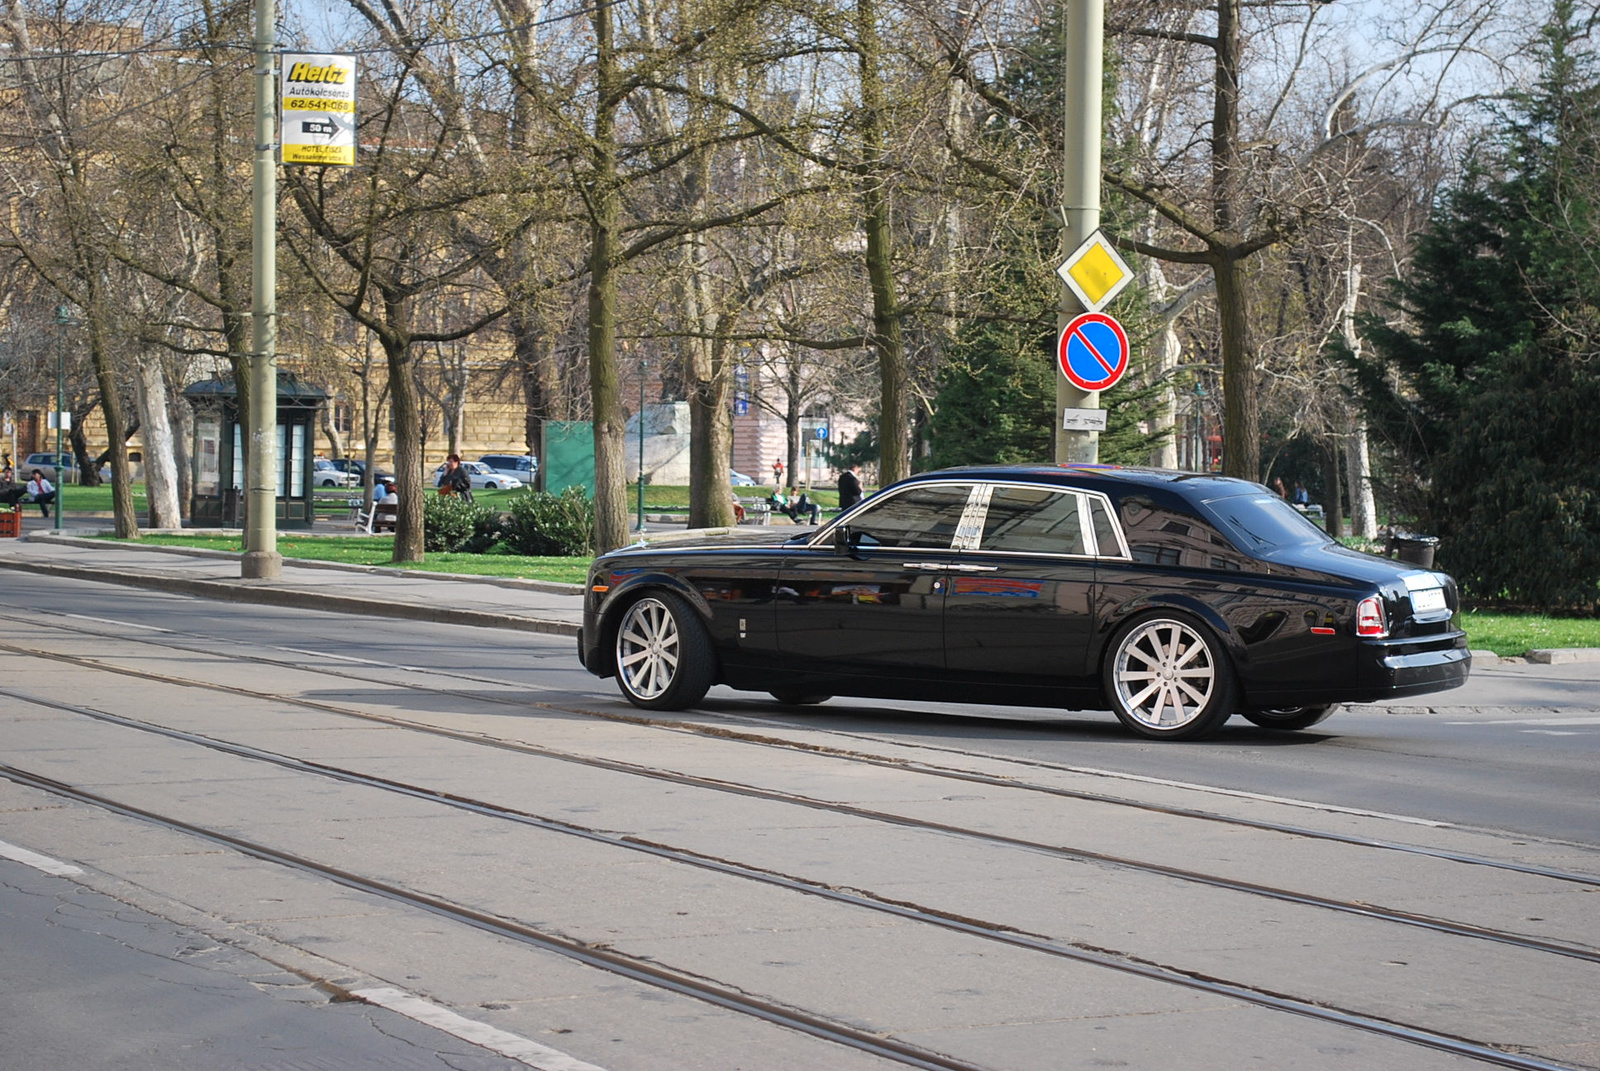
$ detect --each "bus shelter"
[183,373,326,529]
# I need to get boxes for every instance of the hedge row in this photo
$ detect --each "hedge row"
[421,486,595,556]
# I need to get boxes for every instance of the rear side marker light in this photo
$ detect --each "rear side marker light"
[1310,626,1336,635]
[1356,595,1388,638]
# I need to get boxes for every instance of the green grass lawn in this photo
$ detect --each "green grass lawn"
[1457,611,1600,657]
[108,532,590,584]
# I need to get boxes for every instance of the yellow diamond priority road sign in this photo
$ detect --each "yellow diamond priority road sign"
[1057,230,1133,313]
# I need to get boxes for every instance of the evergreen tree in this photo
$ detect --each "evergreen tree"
[1361,1,1600,610]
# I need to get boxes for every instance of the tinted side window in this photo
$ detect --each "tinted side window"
[850,485,973,550]
[979,487,1086,555]
[1119,493,1247,569]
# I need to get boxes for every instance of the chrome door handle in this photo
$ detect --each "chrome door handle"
[945,564,999,573]
[901,562,950,571]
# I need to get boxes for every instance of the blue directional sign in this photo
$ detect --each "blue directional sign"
[1056,312,1130,393]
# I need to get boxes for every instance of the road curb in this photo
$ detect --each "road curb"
[1525,647,1600,664]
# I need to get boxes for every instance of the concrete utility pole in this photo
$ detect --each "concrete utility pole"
[243,0,281,579]
[1056,0,1104,464]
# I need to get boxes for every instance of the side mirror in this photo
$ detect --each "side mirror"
[833,525,854,555]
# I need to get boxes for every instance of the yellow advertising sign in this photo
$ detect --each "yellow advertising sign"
[281,53,357,166]
[1056,230,1134,312]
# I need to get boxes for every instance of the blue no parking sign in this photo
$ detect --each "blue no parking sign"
[1057,312,1130,393]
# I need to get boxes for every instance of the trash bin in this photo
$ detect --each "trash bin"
[0,508,19,538]
[1385,531,1439,569]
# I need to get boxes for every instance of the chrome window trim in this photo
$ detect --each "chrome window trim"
[956,481,1132,562]
[1085,490,1132,560]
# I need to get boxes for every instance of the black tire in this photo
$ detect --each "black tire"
[769,692,831,706]
[1103,613,1237,741]
[612,593,715,710]
[1240,704,1339,730]
[486,481,499,489]
[320,478,336,487]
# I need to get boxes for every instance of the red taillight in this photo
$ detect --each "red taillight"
[1356,595,1388,638]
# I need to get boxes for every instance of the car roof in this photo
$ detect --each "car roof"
[898,463,1263,499]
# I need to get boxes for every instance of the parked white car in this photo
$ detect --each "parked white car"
[478,454,537,484]
[312,458,358,487]
[433,460,524,491]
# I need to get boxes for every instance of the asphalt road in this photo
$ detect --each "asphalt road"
[1,570,1596,1070]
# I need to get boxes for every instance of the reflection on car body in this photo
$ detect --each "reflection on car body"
[579,464,1470,740]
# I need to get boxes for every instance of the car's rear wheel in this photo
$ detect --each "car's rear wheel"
[1240,704,1339,730]
[1104,614,1236,740]
[769,692,831,706]
[613,593,714,710]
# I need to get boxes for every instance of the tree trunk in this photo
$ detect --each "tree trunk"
[1322,439,1344,538]
[1346,420,1377,538]
[173,370,194,522]
[588,0,628,553]
[1214,253,1259,480]
[685,234,734,528]
[857,0,909,485]
[383,328,426,563]
[1339,256,1378,538]
[1152,319,1181,469]
[87,319,137,538]
[134,352,182,529]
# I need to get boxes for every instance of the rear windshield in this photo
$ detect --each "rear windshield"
[1205,493,1332,551]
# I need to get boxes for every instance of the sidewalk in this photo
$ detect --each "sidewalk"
[0,528,584,637]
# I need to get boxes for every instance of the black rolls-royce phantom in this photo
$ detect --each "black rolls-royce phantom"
[578,465,1469,740]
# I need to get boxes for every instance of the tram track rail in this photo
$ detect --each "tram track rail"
[2,623,1599,894]
[3,673,1599,974]
[2,618,1598,1069]
[0,753,1585,1071]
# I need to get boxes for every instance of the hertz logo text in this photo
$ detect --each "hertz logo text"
[287,63,349,85]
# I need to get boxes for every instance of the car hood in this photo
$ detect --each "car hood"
[607,530,809,557]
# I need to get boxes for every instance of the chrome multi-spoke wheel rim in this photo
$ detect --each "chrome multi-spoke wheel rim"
[1113,619,1218,730]
[616,598,680,701]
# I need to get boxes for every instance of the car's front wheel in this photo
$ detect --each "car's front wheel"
[613,593,714,710]
[1240,704,1339,730]
[1104,614,1236,740]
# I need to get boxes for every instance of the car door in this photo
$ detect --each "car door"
[943,484,1101,695]
[775,482,977,687]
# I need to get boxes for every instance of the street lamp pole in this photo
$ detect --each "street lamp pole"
[242,0,281,579]
[636,358,648,531]
[54,305,70,533]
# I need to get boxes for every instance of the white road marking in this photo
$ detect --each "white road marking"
[1446,716,1600,727]
[350,987,609,1071]
[0,839,84,876]
[1052,766,1453,827]
[59,612,172,633]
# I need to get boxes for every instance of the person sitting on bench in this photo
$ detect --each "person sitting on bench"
[769,489,821,525]
[25,470,56,518]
